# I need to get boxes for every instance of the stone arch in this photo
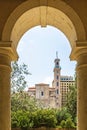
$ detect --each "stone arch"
[2,0,86,52]
[1,1,87,130]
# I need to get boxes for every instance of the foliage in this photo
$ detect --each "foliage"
[11,111,20,128]
[65,118,76,128]
[66,84,77,120]
[11,88,77,128]
[11,110,34,129]
[60,118,76,128]
[11,90,77,129]
[31,109,57,128]
[11,92,57,128]
[11,109,57,129]
[56,107,72,125]
[60,120,66,128]
[11,61,30,93]
[11,107,76,129]
[11,91,38,112]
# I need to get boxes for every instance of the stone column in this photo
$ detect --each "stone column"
[0,54,11,130]
[70,42,87,130]
[0,42,18,130]
[76,53,87,130]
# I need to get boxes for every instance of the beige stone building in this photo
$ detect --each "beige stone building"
[28,83,56,108]
[28,55,75,108]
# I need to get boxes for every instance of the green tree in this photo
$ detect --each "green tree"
[11,91,38,112]
[11,61,30,92]
[66,83,77,120]
[56,107,72,125]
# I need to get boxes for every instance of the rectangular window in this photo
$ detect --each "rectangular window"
[57,82,59,86]
[41,91,44,96]
[57,89,59,94]
[57,75,59,80]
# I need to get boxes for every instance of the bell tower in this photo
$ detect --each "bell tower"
[53,52,61,108]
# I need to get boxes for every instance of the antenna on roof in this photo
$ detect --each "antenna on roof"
[56,51,58,59]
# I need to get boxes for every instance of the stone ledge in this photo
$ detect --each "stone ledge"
[12,128,76,130]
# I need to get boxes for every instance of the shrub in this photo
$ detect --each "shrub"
[31,109,57,128]
[11,108,76,129]
[60,118,75,128]
[65,118,75,128]
[11,111,20,128]
[11,110,34,129]
[60,120,66,128]
[56,108,72,125]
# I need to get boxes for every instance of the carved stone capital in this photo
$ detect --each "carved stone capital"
[70,41,87,61]
[0,41,18,61]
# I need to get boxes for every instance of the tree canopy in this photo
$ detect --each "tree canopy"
[66,83,77,120]
[11,91,38,112]
[11,61,30,92]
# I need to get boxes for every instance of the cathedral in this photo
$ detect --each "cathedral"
[28,54,75,108]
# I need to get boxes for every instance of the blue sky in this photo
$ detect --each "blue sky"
[17,25,76,87]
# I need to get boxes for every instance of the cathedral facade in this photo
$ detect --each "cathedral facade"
[28,55,75,108]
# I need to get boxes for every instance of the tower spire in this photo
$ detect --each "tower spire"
[56,51,58,59]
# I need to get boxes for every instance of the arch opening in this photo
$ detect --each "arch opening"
[17,25,76,87]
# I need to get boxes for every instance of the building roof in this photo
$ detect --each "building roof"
[28,87,36,92]
[60,76,74,81]
[35,83,49,86]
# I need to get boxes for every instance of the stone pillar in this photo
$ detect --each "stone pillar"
[76,53,87,130]
[0,54,11,130]
[0,42,18,130]
[70,42,87,130]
